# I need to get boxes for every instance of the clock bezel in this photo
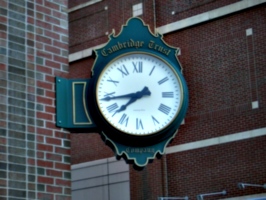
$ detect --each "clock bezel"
[89,51,188,147]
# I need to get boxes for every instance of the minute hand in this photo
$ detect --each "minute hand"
[101,86,150,101]
[101,93,137,101]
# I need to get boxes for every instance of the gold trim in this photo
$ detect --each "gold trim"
[72,82,93,125]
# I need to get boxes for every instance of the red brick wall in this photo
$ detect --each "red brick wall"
[67,58,92,79]
[69,0,155,54]
[68,0,89,9]
[167,136,266,199]
[69,1,266,199]
[168,6,266,146]
[156,0,240,26]
[130,158,165,200]
[71,133,113,164]
[0,0,71,199]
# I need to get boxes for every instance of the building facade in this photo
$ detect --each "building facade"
[69,0,266,199]
[0,0,71,199]
[2,0,264,199]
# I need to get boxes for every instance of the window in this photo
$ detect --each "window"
[133,3,143,17]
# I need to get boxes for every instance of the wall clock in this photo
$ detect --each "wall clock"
[56,17,188,168]
[87,17,189,164]
[93,52,184,146]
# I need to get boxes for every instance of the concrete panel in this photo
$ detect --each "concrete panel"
[108,160,129,174]
[72,185,109,200]
[72,158,130,200]
[109,182,130,200]
[72,164,108,181]
[72,176,108,190]
[109,172,129,184]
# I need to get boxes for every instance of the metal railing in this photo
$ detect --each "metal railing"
[158,197,189,200]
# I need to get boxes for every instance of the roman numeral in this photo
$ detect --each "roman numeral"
[107,77,119,86]
[149,66,155,76]
[158,77,169,85]
[107,103,118,113]
[119,114,129,126]
[158,104,171,115]
[151,116,159,125]
[132,61,143,73]
[162,92,174,98]
[117,65,129,77]
[104,92,115,97]
[136,118,144,130]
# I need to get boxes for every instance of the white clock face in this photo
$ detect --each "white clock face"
[96,53,183,136]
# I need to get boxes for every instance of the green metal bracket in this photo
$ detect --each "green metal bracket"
[55,77,96,130]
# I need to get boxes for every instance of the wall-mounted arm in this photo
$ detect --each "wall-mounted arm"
[197,190,226,200]
[238,183,266,189]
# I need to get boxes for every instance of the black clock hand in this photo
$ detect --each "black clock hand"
[101,86,151,101]
[101,92,136,101]
[113,97,137,114]
[113,87,151,115]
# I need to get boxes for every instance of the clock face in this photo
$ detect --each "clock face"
[96,53,183,136]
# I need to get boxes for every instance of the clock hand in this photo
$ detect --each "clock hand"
[101,92,136,101]
[101,86,151,101]
[113,97,137,114]
[113,87,151,115]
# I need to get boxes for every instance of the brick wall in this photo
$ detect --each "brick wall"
[167,136,266,199]
[167,5,266,146]
[0,0,71,199]
[156,0,240,26]
[130,158,166,200]
[68,1,266,199]
[71,133,113,164]
[69,0,154,54]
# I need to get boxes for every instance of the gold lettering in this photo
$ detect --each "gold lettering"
[148,40,172,56]
[148,40,155,48]
[117,42,124,49]
[107,48,113,54]
[111,45,119,52]
[133,41,144,49]
[128,39,134,47]
[101,40,145,56]
[166,49,171,56]
[124,147,157,154]
[101,49,108,56]
[158,46,164,52]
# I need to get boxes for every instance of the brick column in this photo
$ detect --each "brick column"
[0,0,70,199]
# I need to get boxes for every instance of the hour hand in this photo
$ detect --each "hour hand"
[112,87,151,116]
[112,97,137,116]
